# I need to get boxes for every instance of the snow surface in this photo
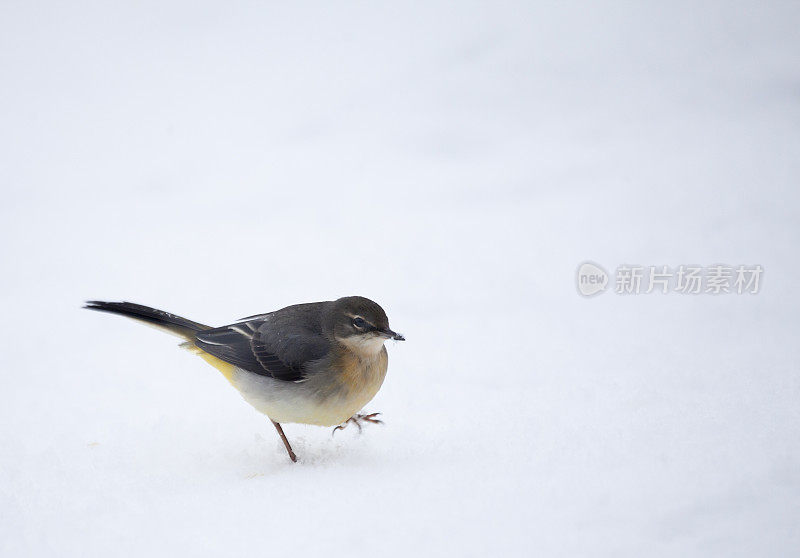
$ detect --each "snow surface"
[2,2,800,556]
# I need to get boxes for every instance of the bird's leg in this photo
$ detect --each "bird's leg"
[355,412,383,424]
[270,419,297,462]
[332,412,383,435]
[333,416,362,435]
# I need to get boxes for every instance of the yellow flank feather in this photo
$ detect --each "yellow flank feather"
[197,352,236,383]
[181,342,236,383]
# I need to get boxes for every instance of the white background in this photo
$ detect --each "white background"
[2,2,799,556]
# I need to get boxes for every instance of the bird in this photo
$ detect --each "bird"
[83,296,404,462]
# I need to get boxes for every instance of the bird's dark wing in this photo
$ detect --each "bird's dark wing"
[193,303,330,382]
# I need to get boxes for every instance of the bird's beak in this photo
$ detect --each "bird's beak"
[379,328,405,341]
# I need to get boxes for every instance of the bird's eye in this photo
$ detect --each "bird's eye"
[353,317,366,328]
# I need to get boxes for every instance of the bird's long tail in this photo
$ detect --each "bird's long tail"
[83,301,238,383]
[83,301,210,340]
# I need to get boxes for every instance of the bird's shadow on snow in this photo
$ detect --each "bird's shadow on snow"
[235,427,384,477]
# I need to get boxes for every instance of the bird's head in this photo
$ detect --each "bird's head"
[326,296,404,356]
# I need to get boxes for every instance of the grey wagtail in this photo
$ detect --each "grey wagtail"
[84,296,404,462]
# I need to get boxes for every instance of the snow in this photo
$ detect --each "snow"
[2,1,800,556]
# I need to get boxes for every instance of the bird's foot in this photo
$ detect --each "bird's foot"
[332,412,383,436]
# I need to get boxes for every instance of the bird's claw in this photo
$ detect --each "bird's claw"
[332,412,383,436]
